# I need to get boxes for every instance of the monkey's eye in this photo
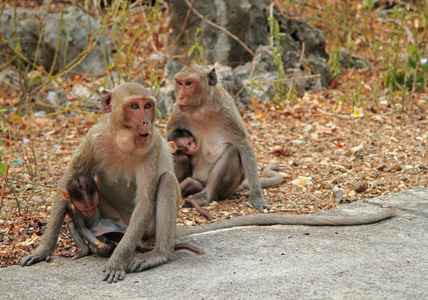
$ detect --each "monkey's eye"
[185,81,192,86]
[130,102,139,109]
[188,141,192,146]
[144,102,152,109]
[177,81,182,86]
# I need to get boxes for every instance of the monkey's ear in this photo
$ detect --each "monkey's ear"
[207,68,217,86]
[94,174,99,187]
[61,189,71,201]
[168,141,177,153]
[100,89,113,113]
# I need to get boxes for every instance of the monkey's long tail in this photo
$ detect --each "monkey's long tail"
[177,208,399,237]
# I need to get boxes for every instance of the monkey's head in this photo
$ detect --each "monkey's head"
[167,128,198,156]
[99,83,156,154]
[175,62,217,112]
[61,173,99,218]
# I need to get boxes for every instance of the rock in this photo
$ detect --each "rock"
[338,48,369,69]
[414,147,427,153]
[167,0,333,93]
[332,186,343,201]
[1,7,110,76]
[370,132,380,139]
[353,182,368,193]
[292,139,307,146]
[303,124,314,134]
[0,69,20,95]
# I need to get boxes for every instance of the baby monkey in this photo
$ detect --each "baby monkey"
[60,173,115,259]
[168,129,212,220]
[61,173,203,258]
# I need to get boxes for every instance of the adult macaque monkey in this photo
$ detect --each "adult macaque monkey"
[167,62,276,211]
[20,83,182,283]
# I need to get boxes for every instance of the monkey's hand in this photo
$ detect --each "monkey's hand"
[19,249,51,266]
[98,243,110,256]
[103,255,127,283]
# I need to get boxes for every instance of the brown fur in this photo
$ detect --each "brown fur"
[167,62,268,211]
[20,83,182,283]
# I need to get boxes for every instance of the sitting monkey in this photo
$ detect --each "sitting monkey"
[61,173,204,258]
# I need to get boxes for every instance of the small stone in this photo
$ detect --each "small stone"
[353,182,368,193]
[377,164,386,171]
[383,166,393,172]
[332,186,343,201]
[292,139,307,146]
[414,147,427,153]
[370,132,380,139]
[303,124,314,134]
[392,164,402,171]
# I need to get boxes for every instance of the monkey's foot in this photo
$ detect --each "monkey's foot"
[248,198,272,212]
[19,252,49,266]
[127,250,172,273]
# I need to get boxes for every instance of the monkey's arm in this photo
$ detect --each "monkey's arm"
[236,136,270,211]
[103,170,159,283]
[20,136,98,266]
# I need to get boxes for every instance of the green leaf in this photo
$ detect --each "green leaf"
[0,161,6,176]
[198,46,204,58]
[188,45,195,56]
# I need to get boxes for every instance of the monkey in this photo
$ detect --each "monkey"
[60,173,115,259]
[60,173,204,258]
[167,128,204,196]
[167,128,213,220]
[19,82,399,284]
[166,61,277,211]
[20,82,184,283]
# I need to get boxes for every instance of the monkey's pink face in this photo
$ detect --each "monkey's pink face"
[176,136,198,156]
[72,192,99,218]
[175,77,199,112]
[122,96,155,137]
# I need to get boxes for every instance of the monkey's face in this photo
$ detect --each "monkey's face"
[176,136,198,156]
[72,191,99,218]
[175,77,199,112]
[122,96,155,138]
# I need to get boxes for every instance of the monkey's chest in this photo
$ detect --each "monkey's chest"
[192,139,229,184]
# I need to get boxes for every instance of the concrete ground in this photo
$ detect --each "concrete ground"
[1,188,427,299]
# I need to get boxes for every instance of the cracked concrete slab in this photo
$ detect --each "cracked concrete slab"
[1,188,427,299]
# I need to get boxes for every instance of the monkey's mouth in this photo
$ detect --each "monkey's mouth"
[139,133,149,138]
[179,105,192,112]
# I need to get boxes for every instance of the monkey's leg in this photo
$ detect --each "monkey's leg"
[66,221,91,259]
[191,144,245,206]
[127,171,179,273]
